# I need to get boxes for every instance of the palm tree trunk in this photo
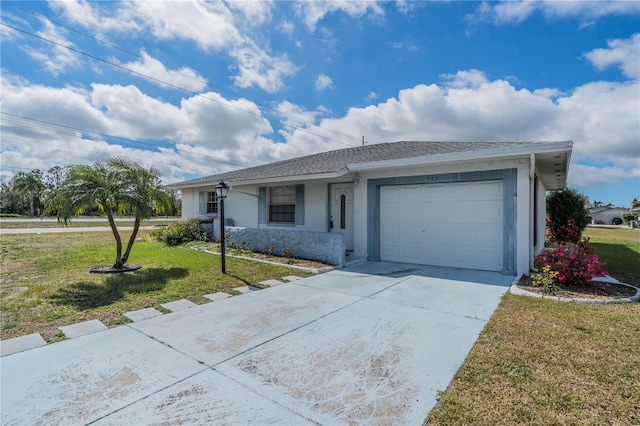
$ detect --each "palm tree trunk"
[29,194,35,217]
[106,211,124,269]
[121,216,140,264]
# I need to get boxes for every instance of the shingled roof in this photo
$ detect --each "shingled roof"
[167,140,566,189]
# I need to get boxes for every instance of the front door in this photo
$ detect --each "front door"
[331,183,354,251]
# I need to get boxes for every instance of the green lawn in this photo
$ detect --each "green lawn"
[0,217,180,229]
[583,226,640,286]
[0,231,308,342]
[426,227,640,425]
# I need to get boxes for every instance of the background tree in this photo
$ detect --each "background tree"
[546,187,590,242]
[632,198,640,209]
[46,158,172,270]
[45,166,66,191]
[11,170,45,216]
[169,190,181,216]
[0,181,22,215]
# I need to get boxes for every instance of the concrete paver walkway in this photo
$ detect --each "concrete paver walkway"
[0,262,514,425]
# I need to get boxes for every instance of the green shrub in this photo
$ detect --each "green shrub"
[156,219,210,246]
[547,188,589,242]
[622,212,638,223]
[0,213,21,218]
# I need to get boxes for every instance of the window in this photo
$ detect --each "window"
[206,191,218,214]
[199,191,218,215]
[258,184,304,225]
[269,186,296,223]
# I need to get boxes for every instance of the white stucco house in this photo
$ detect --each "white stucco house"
[167,140,573,276]
[589,207,631,225]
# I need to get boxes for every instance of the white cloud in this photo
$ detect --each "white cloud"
[315,74,334,91]
[226,0,274,25]
[278,70,638,182]
[21,19,81,76]
[295,0,385,32]
[533,88,564,99]
[0,74,274,182]
[585,33,640,80]
[50,0,294,93]
[49,0,140,34]
[395,0,421,16]
[440,69,489,89]
[366,92,379,101]
[2,48,638,189]
[278,19,295,35]
[568,163,638,187]
[132,1,242,51]
[115,50,208,92]
[467,0,640,25]
[229,41,298,93]
[132,1,297,93]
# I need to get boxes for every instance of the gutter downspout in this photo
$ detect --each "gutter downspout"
[530,153,538,273]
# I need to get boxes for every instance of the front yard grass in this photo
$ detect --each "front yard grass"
[427,227,640,425]
[0,217,179,229]
[0,231,309,341]
[583,226,640,286]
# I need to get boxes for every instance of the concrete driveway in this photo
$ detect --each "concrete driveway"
[1,262,514,425]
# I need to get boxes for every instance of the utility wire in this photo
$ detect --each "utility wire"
[3,2,230,98]
[1,112,254,169]
[4,1,361,144]
[1,19,359,148]
[0,134,226,179]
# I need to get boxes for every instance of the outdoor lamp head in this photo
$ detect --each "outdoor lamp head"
[215,180,228,198]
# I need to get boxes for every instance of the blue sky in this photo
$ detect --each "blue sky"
[1,1,638,207]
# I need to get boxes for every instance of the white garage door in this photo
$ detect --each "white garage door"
[380,181,504,271]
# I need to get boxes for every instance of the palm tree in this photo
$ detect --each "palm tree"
[108,157,172,267]
[46,158,172,270]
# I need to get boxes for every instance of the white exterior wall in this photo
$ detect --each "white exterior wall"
[591,209,629,225]
[180,187,198,220]
[256,180,329,232]
[179,157,537,275]
[535,176,548,255]
[516,163,532,276]
[179,181,332,238]
[226,185,260,228]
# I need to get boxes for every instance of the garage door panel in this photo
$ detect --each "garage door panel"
[381,244,424,264]
[380,181,504,272]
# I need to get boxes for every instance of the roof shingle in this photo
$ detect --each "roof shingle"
[167,141,549,188]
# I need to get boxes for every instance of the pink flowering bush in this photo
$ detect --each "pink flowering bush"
[534,239,608,286]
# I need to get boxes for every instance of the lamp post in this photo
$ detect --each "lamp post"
[215,180,229,273]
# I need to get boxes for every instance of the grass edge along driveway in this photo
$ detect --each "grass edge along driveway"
[1,230,310,342]
[427,226,640,425]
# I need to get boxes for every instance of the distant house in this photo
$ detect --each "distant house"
[167,140,573,275]
[589,206,632,225]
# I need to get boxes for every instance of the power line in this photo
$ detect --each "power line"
[4,2,228,98]
[1,18,360,148]
[0,112,255,169]
[0,135,226,179]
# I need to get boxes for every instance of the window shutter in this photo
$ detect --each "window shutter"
[199,191,205,215]
[258,187,266,224]
[295,184,305,225]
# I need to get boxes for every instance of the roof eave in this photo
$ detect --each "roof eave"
[166,169,350,189]
[347,141,573,172]
[229,168,349,186]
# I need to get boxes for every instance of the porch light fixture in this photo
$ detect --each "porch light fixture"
[353,174,360,185]
[215,180,229,273]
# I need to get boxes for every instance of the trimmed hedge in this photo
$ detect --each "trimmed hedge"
[155,219,210,246]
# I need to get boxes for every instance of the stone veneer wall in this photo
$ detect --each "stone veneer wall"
[224,227,346,267]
